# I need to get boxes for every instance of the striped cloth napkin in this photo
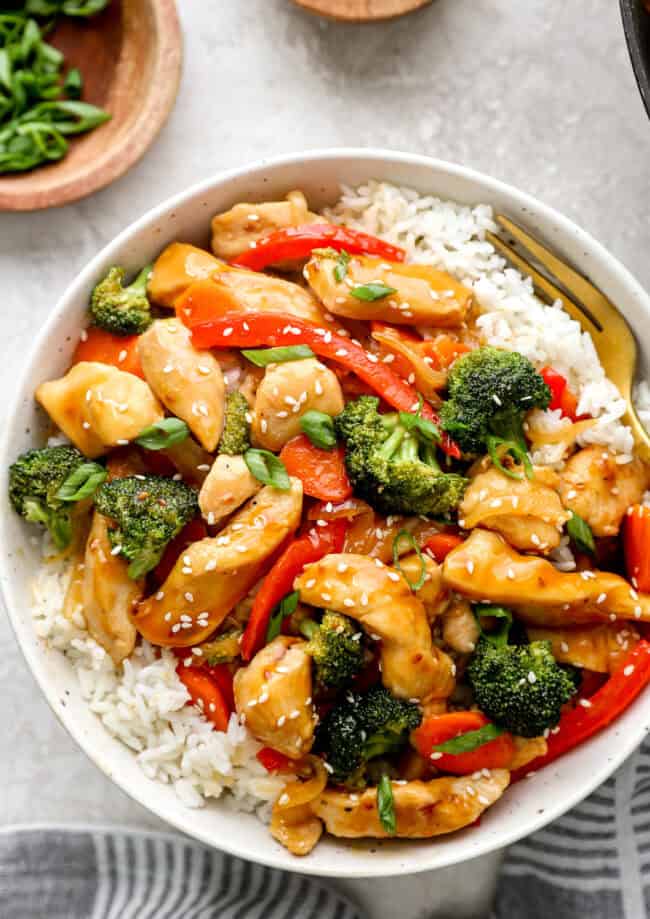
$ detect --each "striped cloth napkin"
[2,739,649,919]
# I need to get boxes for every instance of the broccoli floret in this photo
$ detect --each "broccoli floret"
[439,347,551,456]
[90,264,153,336]
[334,395,467,516]
[94,474,198,579]
[218,391,250,455]
[9,445,88,549]
[299,611,364,690]
[467,609,577,737]
[317,685,421,786]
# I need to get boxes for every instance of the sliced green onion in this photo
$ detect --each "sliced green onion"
[433,723,503,755]
[135,417,189,450]
[377,774,396,835]
[56,461,107,502]
[266,590,300,643]
[333,249,350,282]
[245,448,290,491]
[487,435,533,481]
[399,411,440,443]
[566,511,595,555]
[300,410,337,450]
[350,283,397,302]
[63,67,82,98]
[242,345,314,367]
[474,604,513,648]
[392,529,427,591]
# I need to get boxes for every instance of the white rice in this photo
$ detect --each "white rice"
[31,181,648,814]
[32,557,287,815]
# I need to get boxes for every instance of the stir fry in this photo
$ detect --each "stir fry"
[11,189,650,856]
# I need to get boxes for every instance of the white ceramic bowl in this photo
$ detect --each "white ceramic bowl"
[3,149,650,879]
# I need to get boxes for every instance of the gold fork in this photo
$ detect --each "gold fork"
[485,215,650,462]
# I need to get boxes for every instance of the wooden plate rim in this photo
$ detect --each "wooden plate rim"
[0,0,182,212]
[291,0,431,23]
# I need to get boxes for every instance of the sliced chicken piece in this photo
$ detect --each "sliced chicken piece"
[36,362,163,458]
[442,529,650,627]
[234,636,315,758]
[441,598,480,654]
[527,623,640,673]
[251,358,344,451]
[162,435,213,488]
[397,552,448,618]
[295,553,454,701]
[305,252,472,327]
[270,805,323,857]
[133,479,303,646]
[509,736,547,770]
[209,262,331,325]
[460,465,570,553]
[211,190,324,262]
[78,511,139,663]
[310,771,509,840]
[199,454,261,525]
[148,243,223,307]
[137,319,225,451]
[559,446,650,537]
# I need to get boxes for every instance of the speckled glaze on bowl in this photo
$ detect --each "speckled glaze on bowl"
[2,150,650,878]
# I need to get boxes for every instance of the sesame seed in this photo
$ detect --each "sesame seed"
[205,559,217,571]
[507,568,515,580]
[289,709,300,720]
[579,698,592,708]
[278,793,290,806]
[164,612,172,622]
[343,598,354,608]
[527,671,537,684]
[80,329,88,342]
[478,795,490,806]
[321,593,332,602]
[110,544,122,556]
[466,560,475,575]
[624,665,635,676]
[596,593,607,604]
[337,562,348,573]
[155,591,165,600]
[335,349,348,357]
[492,394,502,406]
[277,715,286,727]
[560,641,569,653]
[430,752,443,760]
[222,327,233,337]
[305,579,316,589]
[387,571,400,582]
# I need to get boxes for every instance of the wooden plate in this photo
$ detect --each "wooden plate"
[291,0,431,21]
[0,0,182,212]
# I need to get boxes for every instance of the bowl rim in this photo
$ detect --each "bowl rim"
[2,147,650,877]
[620,0,650,120]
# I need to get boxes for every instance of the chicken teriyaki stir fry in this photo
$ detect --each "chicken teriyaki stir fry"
[12,189,650,856]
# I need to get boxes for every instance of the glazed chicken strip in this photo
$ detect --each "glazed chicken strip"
[133,479,303,646]
[295,553,455,701]
[527,624,640,673]
[211,190,324,261]
[251,358,344,451]
[443,530,650,627]
[459,465,570,553]
[310,771,509,841]
[398,552,448,618]
[441,599,480,654]
[234,636,316,758]
[559,446,650,537]
[137,319,225,451]
[36,362,163,458]
[305,252,472,327]
[78,511,139,664]
[199,454,261,525]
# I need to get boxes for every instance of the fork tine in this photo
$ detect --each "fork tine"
[496,216,614,321]
[485,231,602,339]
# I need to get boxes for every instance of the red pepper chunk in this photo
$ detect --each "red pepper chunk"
[624,505,650,593]
[231,223,406,271]
[423,532,464,563]
[280,436,352,503]
[177,666,231,733]
[540,366,588,422]
[412,711,514,775]
[72,327,144,379]
[511,640,650,781]
[177,306,460,459]
[240,516,347,661]
[256,747,295,773]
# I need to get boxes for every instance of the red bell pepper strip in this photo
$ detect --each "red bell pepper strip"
[512,640,650,781]
[72,327,144,379]
[231,223,406,271]
[256,747,295,773]
[178,308,461,459]
[412,711,515,775]
[279,436,352,503]
[540,366,587,422]
[423,532,464,563]
[241,516,347,661]
[176,665,231,732]
[203,663,236,713]
[624,505,650,592]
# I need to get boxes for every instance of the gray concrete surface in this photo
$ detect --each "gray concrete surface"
[1,1,648,916]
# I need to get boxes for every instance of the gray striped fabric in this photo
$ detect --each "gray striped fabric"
[0,826,360,919]
[3,741,650,919]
